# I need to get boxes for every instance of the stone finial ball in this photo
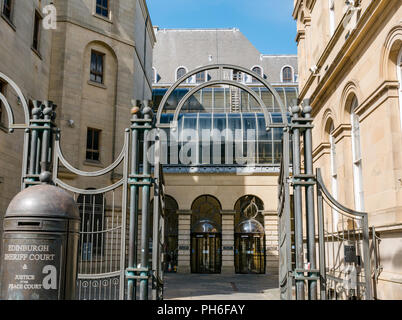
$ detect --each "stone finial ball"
[291,105,300,114]
[131,106,141,114]
[303,105,312,114]
[142,106,153,117]
[39,171,52,184]
[32,106,42,116]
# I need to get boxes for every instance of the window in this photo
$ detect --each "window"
[176,67,187,81]
[282,67,293,82]
[32,10,42,52]
[0,81,5,123]
[251,66,262,83]
[2,0,13,21]
[96,0,109,18]
[351,97,364,212]
[329,123,339,229]
[329,0,335,36]
[86,128,101,161]
[233,69,243,82]
[196,71,206,83]
[90,50,104,84]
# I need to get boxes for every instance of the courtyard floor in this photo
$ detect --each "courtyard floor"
[163,273,280,300]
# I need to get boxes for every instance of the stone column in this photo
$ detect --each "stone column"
[221,210,235,274]
[177,210,191,273]
[264,211,279,275]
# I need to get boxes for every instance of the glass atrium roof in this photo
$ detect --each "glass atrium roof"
[153,87,298,114]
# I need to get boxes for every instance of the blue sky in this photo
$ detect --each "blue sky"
[147,0,297,55]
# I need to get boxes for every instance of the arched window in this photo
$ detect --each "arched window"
[234,195,264,227]
[176,67,187,81]
[251,66,262,83]
[329,123,337,200]
[329,123,339,230]
[191,195,222,227]
[350,97,364,212]
[282,66,293,82]
[398,48,402,129]
[329,0,335,36]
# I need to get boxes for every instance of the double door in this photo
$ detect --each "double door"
[191,233,221,273]
[235,234,265,274]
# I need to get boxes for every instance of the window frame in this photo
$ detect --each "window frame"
[90,50,105,85]
[195,71,207,84]
[2,0,14,23]
[95,0,110,19]
[350,97,364,212]
[176,66,188,82]
[281,66,293,83]
[86,127,102,162]
[31,9,43,55]
[250,66,263,83]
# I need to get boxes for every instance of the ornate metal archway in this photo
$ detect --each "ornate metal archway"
[0,65,374,301]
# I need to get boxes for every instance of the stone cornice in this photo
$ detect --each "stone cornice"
[296,30,306,44]
[312,142,330,162]
[332,124,352,143]
[299,0,384,105]
[355,80,400,122]
[292,0,303,19]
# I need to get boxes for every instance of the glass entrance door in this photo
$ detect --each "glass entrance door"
[235,234,265,274]
[191,233,221,273]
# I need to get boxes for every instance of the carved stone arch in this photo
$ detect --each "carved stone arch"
[83,40,119,83]
[380,25,402,81]
[321,108,336,143]
[340,80,362,123]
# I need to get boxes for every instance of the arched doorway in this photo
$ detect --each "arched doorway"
[190,195,222,273]
[234,195,265,274]
[235,219,265,274]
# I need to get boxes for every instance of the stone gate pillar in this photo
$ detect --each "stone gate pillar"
[177,210,191,273]
[264,211,279,275]
[221,210,235,274]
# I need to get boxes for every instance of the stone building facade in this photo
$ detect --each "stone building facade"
[0,0,155,237]
[151,27,298,275]
[293,0,402,299]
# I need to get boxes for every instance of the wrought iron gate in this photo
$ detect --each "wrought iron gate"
[52,130,129,300]
[316,169,372,300]
[0,71,166,300]
[276,100,374,300]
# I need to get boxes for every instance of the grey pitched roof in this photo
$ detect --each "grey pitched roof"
[153,28,297,84]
